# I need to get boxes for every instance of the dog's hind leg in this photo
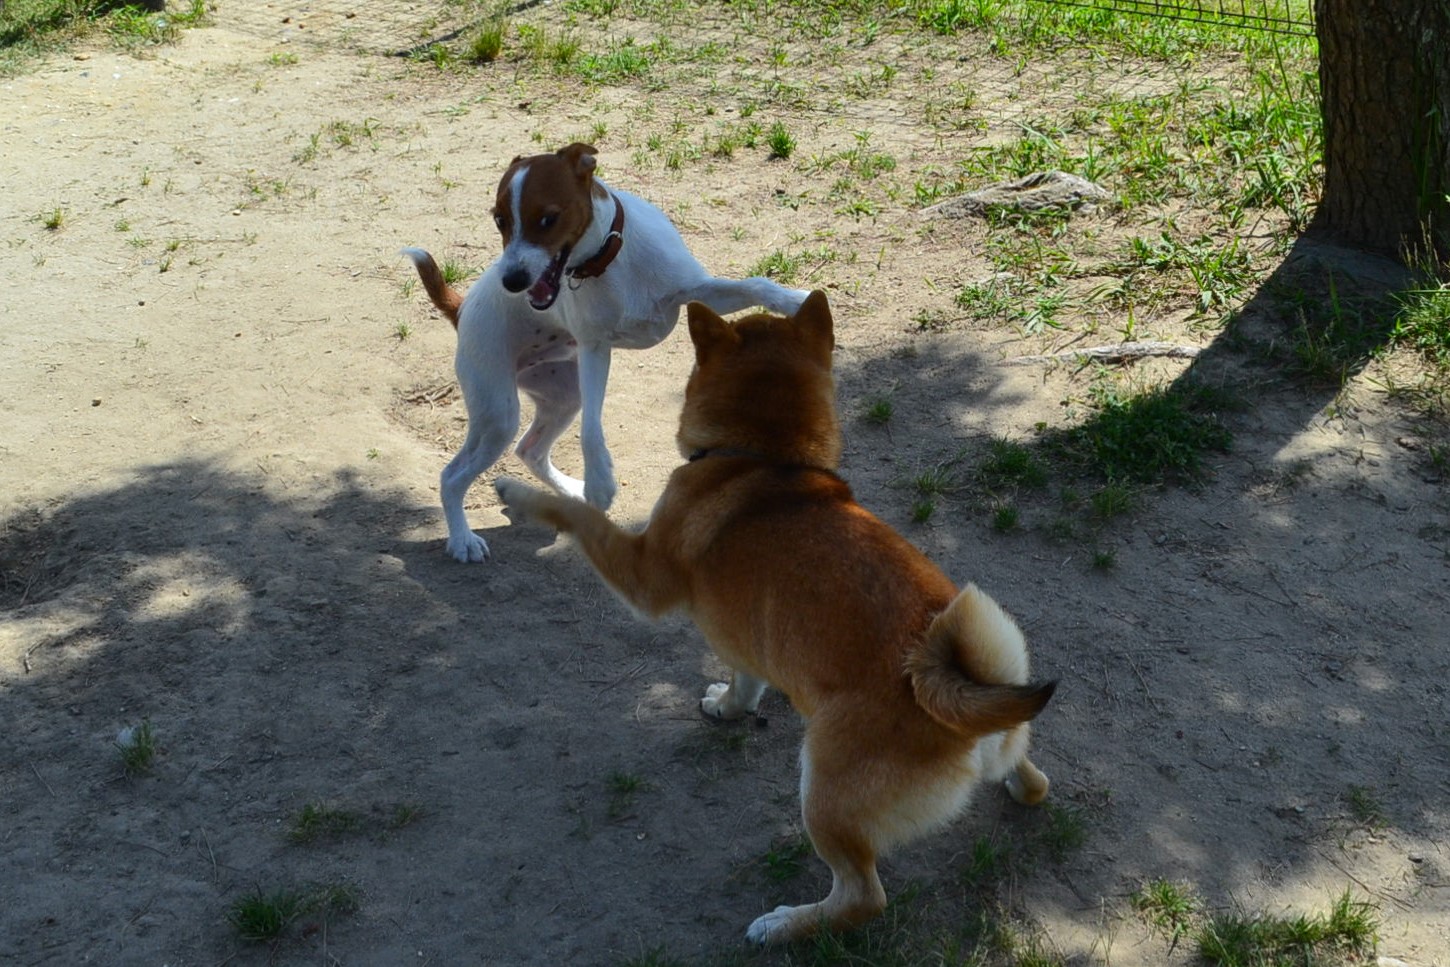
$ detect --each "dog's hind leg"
[576,344,617,511]
[686,278,812,317]
[515,360,585,500]
[746,721,888,945]
[441,384,520,563]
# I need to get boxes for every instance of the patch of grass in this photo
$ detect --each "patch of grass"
[766,121,796,160]
[389,802,424,830]
[618,946,688,967]
[605,770,649,819]
[1343,784,1386,829]
[1132,878,1198,947]
[911,498,936,523]
[1390,275,1450,368]
[227,881,361,944]
[991,503,1019,531]
[762,833,813,882]
[575,38,652,84]
[744,247,837,285]
[39,206,65,230]
[978,436,1048,490]
[861,394,894,426]
[1038,802,1087,862]
[912,458,962,499]
[1051,377,1232,485]
[440,258,478,286]
[1089,480,1135,519]
[1196,890,1378,967]
[960,833,1015,891]
[115,719,157,777]
[467,17,507,64]
[288,802,362,844]
[228,887,305,942]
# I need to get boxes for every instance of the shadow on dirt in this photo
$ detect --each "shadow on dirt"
[3,257,1446,962]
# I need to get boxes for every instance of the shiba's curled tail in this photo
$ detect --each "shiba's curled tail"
[905,583,1056,737]
[401,247,463,328]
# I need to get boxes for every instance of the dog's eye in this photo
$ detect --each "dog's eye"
[493,213,506,231]
[539,213,557,229]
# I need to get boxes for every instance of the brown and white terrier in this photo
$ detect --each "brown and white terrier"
[495,291,1057,945]
[404,143,808,563]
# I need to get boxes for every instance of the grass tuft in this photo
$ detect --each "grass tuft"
[115,719,157,777]
[1196,890,1378,966]
[288,802,362,844]
[1052,378,1232,484]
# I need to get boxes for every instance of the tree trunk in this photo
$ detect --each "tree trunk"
[1312,0,1450,265]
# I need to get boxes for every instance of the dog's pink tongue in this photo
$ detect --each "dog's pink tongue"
[528,277,558,309]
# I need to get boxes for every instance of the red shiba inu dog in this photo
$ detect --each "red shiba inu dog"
[495,291,1056,944]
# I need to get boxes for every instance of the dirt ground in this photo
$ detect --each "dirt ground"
[1,6,1447,966]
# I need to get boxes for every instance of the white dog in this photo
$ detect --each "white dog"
[404,143,808,562]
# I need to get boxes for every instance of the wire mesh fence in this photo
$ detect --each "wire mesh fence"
[1034,0,1315,36]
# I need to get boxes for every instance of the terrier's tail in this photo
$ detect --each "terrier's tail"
[401,247,463,328]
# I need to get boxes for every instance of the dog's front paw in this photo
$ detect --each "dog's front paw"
[446,531,490,563]
[494,476,543,523]
[746,905,812,946]
[700,682,747,720]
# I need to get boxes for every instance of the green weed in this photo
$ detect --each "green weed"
[227,881,361,943]
[1053,378,1232,484]
[991,503,1019,531]
[605,770,649,819]
[1132,878,1198,946]
[978,436,1048,490]
[762,833,813,882]
[467,17,507,63]
[115,719,157,777]
[1196,890,1378,966]
[1343,784,1386,829]
[288,802,362,844]
[766,121,796,160]
[862,394,894,426]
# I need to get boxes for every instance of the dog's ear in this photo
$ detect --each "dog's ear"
[557,142,599,179]
[687,302,738,365]
[794,290,835,356]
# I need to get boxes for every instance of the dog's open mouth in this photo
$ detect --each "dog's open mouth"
[527,248,569,311]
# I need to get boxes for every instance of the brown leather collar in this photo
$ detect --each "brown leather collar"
[566,193,625,281]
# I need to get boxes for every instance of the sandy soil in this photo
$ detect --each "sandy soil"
[1,7,1447,966]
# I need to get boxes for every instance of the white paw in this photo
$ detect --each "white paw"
[746,905,802,946]
[700,682,748,720]
[446,531,489,563]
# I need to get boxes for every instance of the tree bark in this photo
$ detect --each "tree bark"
[1312,0,1450,264]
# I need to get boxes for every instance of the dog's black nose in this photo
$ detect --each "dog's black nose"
[501,267,530,293]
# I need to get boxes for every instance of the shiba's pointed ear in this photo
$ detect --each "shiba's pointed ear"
[688,302,738,364]
[558,142,599,179]
[794,290,834,355]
